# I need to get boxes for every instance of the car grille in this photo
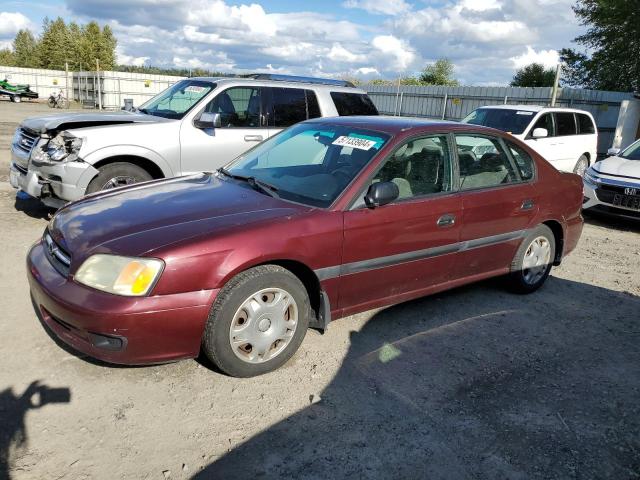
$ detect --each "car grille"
[43,230,71,276]
[595,183,633,203]
[14,128,39,155]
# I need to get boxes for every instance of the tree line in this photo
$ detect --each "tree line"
[0,17,116,71]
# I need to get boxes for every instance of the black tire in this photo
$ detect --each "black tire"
[507,224,556,294]
[86,162,154,194]
[47,97,56,108]
[11,95,20,103]
[573,154,589,177]
[202,265,310,377]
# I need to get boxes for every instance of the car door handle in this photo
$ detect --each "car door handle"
[244,135,263,142]
[437,214,456,227]
[521,199,535,211]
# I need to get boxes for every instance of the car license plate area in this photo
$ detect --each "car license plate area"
[613,193,640,210]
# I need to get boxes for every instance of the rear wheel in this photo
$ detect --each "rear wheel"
[507,225,555,294]
[86,162,153,194]
[47,97,56,108]
[10,95,21,103]
[573,154,589,177]
[202,265,310,377]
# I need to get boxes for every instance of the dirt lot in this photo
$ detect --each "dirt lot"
[0,101,638,480]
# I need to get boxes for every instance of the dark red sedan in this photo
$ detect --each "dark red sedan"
[28,116,584,377]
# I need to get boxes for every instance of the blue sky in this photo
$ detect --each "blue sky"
[0,0,585,85]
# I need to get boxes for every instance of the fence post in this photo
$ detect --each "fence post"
[504,95,508,104]
[441,93,448,120]
[96,59,102,110]
[65,62,70,109]
[550,63,562,107]
[398,92,404,116]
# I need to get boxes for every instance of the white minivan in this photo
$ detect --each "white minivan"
[462,105,598,176]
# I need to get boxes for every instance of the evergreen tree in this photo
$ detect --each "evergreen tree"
[0,49,16,66]
[38,17,71,70]
[13,30,39,68]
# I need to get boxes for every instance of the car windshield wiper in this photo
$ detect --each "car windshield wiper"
[217,168,279,198]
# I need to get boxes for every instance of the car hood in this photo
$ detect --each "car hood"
[48,173,307,265]
[21,111,166,134]
[594,156,640,179]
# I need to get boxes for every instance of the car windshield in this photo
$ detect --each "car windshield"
[620,140,640,160]
[138,80,215,119]
[225,122,390,208]
[462,108,536,135]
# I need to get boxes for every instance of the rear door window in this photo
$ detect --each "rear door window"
[555,112,577,136]
[455,135,518,190]
[306,90,321,119]
[577,113,595,134]
[270,88,307,127]
[330,92,379,116]
[506,141,535,181]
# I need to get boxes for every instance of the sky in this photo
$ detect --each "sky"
[0,0,586,85]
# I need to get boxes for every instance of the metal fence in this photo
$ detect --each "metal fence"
[365,85,634,155]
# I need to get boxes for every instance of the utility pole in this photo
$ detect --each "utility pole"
[65,62,70,109]
[550,63,562,107]
[96,58,102,110]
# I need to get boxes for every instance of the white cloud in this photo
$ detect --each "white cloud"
[458,0,501,11]
[510,46,559,69]
[327,43,366,63]
[343,0,410,16]
[0,12,33,38]
[372,35,416,71]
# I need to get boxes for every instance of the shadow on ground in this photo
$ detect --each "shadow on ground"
[195,276,640,479]
[13,192,54,220]
[0,382,71,479]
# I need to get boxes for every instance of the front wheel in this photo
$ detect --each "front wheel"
[573,155,589,177]
[86,162,154,194]
[202,265,310,377]
[11,95,21,103]
[47,97,56,108]
[507,225,555,294]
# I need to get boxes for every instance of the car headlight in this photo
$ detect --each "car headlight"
[32,132,83,163]
[75,254,164,296]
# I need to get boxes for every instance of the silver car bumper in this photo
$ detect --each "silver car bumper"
[10,146,98,208]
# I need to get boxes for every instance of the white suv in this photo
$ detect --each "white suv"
[9,74,378,208]
[462,105,597,176]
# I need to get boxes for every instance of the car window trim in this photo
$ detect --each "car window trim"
[347,131,459,211]
[453,132,529,192]
[526,112,556,139]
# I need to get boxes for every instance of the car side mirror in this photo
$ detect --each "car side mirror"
[607,147,621,157]
[532,128,548,139]
[194,112,222,129]
[364,181,399,208]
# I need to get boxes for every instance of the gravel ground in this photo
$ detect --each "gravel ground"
[0,101,638,480]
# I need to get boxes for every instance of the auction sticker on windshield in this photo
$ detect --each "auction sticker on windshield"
[185,86,206,93]
[332,136,377,150]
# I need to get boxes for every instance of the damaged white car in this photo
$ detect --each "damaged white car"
[9,74,378,208]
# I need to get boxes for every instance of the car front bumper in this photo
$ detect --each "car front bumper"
[28,239,219,365]
[583,177,640,220]
[10,145,98,208]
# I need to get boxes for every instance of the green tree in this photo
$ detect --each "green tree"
[510,63,556,87]
[419,59,459,86]
[13,30,39,68]
[561,0,639,91]
[0,49,16,66]
[38,17,71,69]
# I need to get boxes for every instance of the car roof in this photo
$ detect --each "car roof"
[304,115,488,135]
[476,104,593,115]
[188,76,367,93]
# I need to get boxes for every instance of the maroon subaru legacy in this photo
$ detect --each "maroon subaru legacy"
[28,116,584,377]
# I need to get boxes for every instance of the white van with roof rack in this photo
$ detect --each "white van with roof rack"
[9,74,379,208]
[462,105,597,176]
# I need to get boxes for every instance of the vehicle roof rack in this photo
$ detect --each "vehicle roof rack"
[244,73,355,88]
